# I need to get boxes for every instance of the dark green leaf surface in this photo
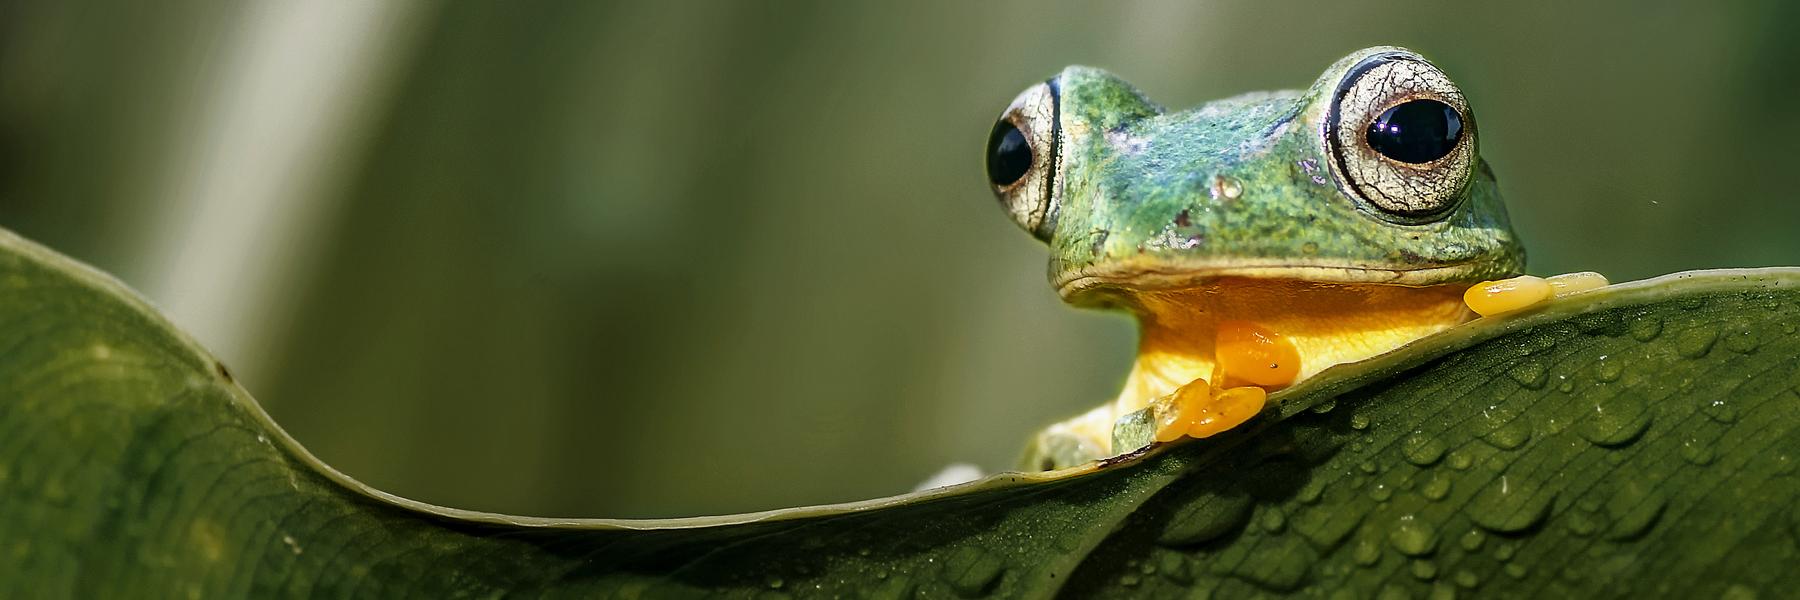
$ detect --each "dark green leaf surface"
[0,227,1795,598]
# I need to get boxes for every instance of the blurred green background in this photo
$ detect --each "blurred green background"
[1,2,1796,519]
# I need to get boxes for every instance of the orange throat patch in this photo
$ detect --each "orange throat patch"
[1111,278,1475,418]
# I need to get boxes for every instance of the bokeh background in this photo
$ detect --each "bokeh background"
[2,2,1796,519]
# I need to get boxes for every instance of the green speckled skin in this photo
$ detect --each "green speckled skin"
[1044,47,1524,306]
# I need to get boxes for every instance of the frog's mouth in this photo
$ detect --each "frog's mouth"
[1054,259,1496,303]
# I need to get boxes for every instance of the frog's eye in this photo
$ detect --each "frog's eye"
[1327,53,1475,220]
[986,79,1062,241]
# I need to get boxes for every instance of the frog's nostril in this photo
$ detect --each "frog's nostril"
[986,120,1033,187]
[1366,99,1463,164]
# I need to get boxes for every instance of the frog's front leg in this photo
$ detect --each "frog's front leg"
[1022,320,1300,470]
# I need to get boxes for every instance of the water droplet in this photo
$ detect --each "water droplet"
[1723,328,1760,354]
[1401,433,1447,466]
[1680,438,1715,465]
[1477,404,1531,450]
[1564,510,1601,537]
[1628,317,1662,341]
[1493,542,1517,562]
[1420,473,1453,501]
[1703,399,1739,424]
[950,544,1008,590]
[1452,569,1480,589]
[1312,399,1338,414]
[1293,506,1362,551]
[1229,537,1312,592]
[1158,552,1192,584]
[1369,483,1393,502]
[766,576,785,589]
[1447,449,1474,471]
[1353,539,1382,566]
[1483,422,1532,451]
[1158,492,1253,546]
[1351,414,1371,430]
[1674,327,1718,358]
[1388,515,1439,556]
[1410,559,1438,581]
[1467,475,1554,533]
[1376,583,1412,600]
[1593,355,1622,382]
[1120,574,1140,587]
[1211,175,1244,200]
[1503,564,1528,580]
[1458,529,1484,552]
[1575,396,1651,447]
[1603,480,1668,541]
[1507,360,1548,389]
[1556,378,1574,393]
[1482,454,1510,472]
[1296,480,1325,504]
[1359,461,1380,475]
[1261,507,1287,533]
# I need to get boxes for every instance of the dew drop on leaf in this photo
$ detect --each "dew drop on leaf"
[1703,399,1739,424]
[1674,326,1719,358]
[1575,396,1652,447]
[1723,328,1760,354]
[943,546,1004,596]
[1458,529,1484,552]
[1157,492,1253,547]
[1420,473,1453,501]
[1603,480,1668,541]
[1352,539,1381,567]
[1400,432,1447,466]
[1410,558,1438,581]
[1679,437,1716,465]
[1507,360,1549,389]
[1388,515,1439,556]
[1593,354,1623,382]
[1453,569,1481,589]
[1467,475,1554,533]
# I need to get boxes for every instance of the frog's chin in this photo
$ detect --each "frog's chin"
[1055,261,1496,304]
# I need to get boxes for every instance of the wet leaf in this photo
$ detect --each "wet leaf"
[0,228,1795,598]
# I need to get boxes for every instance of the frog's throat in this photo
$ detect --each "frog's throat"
[1070,278,1473,455]
[1055,262,1500,302]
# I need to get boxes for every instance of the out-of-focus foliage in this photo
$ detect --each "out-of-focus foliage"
[1,1,1797,518]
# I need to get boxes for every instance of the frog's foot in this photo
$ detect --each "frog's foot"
[1131,321,1297,449]
[1028,320,1305,468]
[1463,272,1609,316]
[1149,379,1268,443]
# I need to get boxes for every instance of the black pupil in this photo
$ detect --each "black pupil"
[986,120,1033,187]
[1365,99,1462,164]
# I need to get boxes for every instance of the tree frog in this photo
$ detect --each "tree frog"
[984,47,1598,471]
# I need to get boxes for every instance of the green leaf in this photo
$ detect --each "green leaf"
[0,226,1796,598]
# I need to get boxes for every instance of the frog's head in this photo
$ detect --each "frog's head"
[984,46,1525,307]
